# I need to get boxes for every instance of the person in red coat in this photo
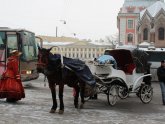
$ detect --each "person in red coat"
[0,50,25,102]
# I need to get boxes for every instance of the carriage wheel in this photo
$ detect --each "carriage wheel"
[107,85,118,106]
[118,85,129,99]
[140,84,153,104]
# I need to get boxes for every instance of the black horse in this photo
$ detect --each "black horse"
[132,48,152,85]
[37,47,95,114]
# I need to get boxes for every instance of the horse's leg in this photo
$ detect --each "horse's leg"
[74,85,80,108]
[49,83,57,113]
[80,84,85,109]
[58,83,64,114]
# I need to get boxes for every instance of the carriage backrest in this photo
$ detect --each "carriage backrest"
[104,49,135,74]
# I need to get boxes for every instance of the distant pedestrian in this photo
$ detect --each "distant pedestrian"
[157,60,165,105]
[0,50,25,102]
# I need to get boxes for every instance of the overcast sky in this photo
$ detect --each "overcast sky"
[0,0,124,41]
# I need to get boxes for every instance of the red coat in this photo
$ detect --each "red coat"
[0,56,25,100]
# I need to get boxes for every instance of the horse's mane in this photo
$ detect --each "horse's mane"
[132,48,149,73]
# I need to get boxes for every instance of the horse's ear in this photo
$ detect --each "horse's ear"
[38,46,41,51]
[48,48,51,52]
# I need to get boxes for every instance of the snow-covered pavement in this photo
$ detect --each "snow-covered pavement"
[0,75,165,124]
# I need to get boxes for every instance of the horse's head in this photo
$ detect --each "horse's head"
[37,47,62,75]
[37,47,50,74]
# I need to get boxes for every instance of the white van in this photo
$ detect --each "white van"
[138,47,165,81]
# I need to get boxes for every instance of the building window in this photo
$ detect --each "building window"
[93,54,95,58]
[84,54,86,58]
[158,27,164,40]
[97,54,99,57]
[127,33,133,42]
[143,28,148,40]
[127,20,133,29]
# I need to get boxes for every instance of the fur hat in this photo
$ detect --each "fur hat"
[10,50,22,56]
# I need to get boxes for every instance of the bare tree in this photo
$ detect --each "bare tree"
[105,33,119,48]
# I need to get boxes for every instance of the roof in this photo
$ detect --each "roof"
[123,0,160,7]
[139,47,165,52]
[40,35,112,47]
[43,40,112,47]
[120,0,162,13]
[43,41,74,46]
[90,41,112,46]
[38,35,79,42]
[140,1,165,18]
[0,27,34,34]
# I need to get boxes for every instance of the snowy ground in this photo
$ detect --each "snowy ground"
[0,74,165,124]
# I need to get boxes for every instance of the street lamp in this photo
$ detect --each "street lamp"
[56,20,66,37]
[60,20,66,24]
[73,33,76,36]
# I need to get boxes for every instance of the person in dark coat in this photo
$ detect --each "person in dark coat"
[0,50,25,102]
[157,60,165,105]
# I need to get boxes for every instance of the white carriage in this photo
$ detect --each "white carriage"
[49,46,153,106]
[89,49,153,106]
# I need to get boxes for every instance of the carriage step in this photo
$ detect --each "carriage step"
[95,73,109,77]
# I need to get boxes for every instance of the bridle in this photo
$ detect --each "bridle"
[37,48,67,74]
[37,50,49,68]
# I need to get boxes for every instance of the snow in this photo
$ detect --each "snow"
[0,74,165,124]
[43,41,74,46]
[90,41,112,46]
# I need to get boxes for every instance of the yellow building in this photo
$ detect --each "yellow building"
[38,35,112,61]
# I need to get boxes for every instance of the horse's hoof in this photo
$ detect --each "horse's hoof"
[58,110,64,114]
[49,109,56,113]
[80,103,84,109]
[75,105,78,109]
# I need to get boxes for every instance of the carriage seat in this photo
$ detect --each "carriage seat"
[123,63,136,75]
